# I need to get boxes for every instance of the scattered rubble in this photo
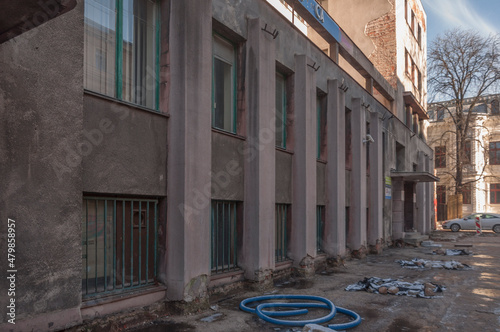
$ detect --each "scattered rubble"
[396,258,471,270]
[200,313,223,323]
[432,248,472,256]
[345,277,445,298]
[421,240,442,247]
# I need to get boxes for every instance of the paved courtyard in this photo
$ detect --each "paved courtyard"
[74,231,500,332]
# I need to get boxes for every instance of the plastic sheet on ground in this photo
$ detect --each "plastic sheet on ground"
[345,277,445,298]
[396,258,471,270]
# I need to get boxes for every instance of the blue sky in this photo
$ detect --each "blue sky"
[421,0,500,45]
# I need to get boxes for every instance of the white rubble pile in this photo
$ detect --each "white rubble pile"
[345,277,445,298]
[396,258,471,270]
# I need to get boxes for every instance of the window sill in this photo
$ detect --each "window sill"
[211,127,246,141]
[81,284,166,320]
[84,90,168,118]
[209,269,245,289]
[275,259,293,271]
[276,146,294,155]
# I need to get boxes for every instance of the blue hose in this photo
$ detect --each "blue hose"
[240,294,361,330]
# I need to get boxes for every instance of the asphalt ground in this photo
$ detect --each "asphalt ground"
[129,230,500,332]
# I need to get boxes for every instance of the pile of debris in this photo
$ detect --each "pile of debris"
[433,249,472,256]
[396,258,471,270]
[345,277,445,298]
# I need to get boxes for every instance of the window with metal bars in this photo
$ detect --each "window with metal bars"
[82,197,158,297]
[211,200,239,274]
[275,204,290,262]
[316,206,325,253]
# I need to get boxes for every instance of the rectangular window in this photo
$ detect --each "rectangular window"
[317,94,326,159]
[491,99,499,115]
[437,107,445,121]
[462,184,471,204]
[213,35,236,133]
[84,0,159,109]
[435,146,446,168]
[82,197,158,297]
[211,201,239,274]
[276,72,287,148]
[417,24,422,46]
[437,185,446,204]
[436,185,447,221]
[316,205,325,253]
[275,204,290,262]
[464,141,472,164]
[491,184,500,204]
[489,142,500,165]
[411,10,415,32]
[418,69,422,92]
[405,51,410,77]
[405,0,408,22]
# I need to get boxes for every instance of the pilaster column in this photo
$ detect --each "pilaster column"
[325,79,346,257]
[349,98,367,253]
[416,151,426,234]
[241,18,276,282]
[166,0,212,302]
[290,54,317,274]
[368,111,383,251]
[392,179,405,239]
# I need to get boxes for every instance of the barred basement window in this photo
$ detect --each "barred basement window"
[82,197,158,297]
[211,200,239,274]
[275,204,290,262]
[316,206,325,253]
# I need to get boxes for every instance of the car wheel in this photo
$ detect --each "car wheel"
[493,224,500,234]
[450,224,460,232]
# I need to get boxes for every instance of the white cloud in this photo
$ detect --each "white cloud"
[422,0,497,36]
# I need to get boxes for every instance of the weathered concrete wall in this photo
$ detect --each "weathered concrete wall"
[276,150,292,204]
[0,0,84,329]
[211,132,245,201]
[83,95,167,196]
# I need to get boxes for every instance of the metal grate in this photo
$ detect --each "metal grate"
[275,204,290,262]
[82,197,158,297]
[316,206,325,253]
[211,200,239,274]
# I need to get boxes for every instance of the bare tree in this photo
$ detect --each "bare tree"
[428,28,500,196]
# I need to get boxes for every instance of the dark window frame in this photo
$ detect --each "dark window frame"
[490,183,500,204]
[435,146,446,168]
[489,141,500,165]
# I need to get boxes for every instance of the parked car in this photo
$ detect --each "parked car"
[442,213,500,233]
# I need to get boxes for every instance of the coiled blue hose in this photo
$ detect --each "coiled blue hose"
[240,294,361,330]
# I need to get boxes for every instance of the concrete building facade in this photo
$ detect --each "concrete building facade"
[1,0,435,330]
[428,94,500,221]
